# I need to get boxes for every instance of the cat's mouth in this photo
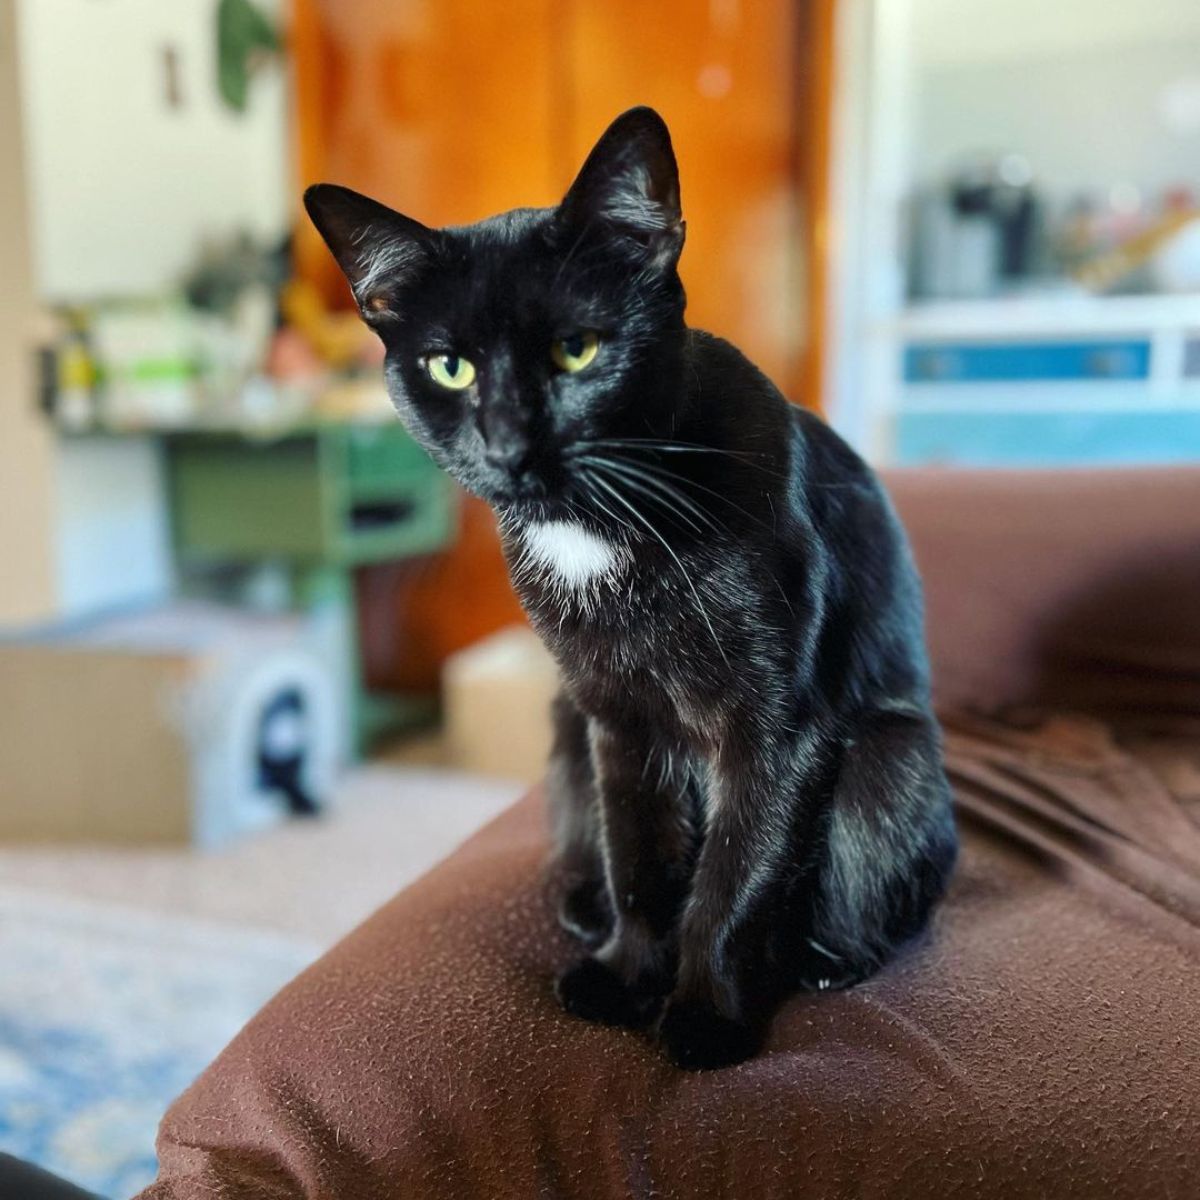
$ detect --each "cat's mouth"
[485,472,603,527]
[477,472,559,519]
[474,453,578,515]
[492,497,572,528]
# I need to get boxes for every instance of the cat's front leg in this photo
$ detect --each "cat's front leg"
[547,692,611,946]
[658,735,814,1070]
[555,722,695,1029]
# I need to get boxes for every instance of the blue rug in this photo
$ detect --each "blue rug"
[0,887,318,1198]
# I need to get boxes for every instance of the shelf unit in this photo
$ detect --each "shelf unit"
[823,0,1200,468]
[881,295,1200,465]
[166,420,456,757]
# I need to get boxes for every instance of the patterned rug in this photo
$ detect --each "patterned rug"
[0,886,318,1198]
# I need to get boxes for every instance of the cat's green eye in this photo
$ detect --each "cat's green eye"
[426,353,476,390]
[551,331,600,373]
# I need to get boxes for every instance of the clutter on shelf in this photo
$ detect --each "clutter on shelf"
[909,153,1200,301]
[39,229,387,435]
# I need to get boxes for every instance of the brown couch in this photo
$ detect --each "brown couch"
[137,468,1200,1200]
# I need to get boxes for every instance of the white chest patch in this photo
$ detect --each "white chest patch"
[521,521,626,590]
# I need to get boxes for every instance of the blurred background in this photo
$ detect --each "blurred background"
[0,0,1197,1193]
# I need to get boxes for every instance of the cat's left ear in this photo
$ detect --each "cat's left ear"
[560,106,684,268]
[303,184,432,323]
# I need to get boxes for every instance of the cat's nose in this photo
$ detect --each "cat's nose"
[485,439,534,476]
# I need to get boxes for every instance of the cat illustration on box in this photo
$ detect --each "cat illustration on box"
[306,107,957,1070]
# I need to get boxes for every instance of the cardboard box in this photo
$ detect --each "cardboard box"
[442,626,558,782]
[0,604,339,845]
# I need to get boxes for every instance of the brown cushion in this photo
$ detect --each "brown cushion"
[886,467,1200,724]
[138,715,1200,1199]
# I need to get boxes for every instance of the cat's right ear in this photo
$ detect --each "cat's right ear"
[303,184,431,322]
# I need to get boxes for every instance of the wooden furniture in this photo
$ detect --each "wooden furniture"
[166,420,456,753]
[290,0,833,403]
[168,421,452,570]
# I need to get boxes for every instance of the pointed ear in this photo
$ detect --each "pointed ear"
[560,106,684,267]
[303,184,431,321]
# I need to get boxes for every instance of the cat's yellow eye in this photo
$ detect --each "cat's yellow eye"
[551,331,600,373]
[426,353,477,390]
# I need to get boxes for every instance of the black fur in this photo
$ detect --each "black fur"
[306,106,957,1070]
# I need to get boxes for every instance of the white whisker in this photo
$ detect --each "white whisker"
[576,446,797,618]
[583,457,712,537]
[586,471,730,670]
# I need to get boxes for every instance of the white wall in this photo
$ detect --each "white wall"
[912,0,1200,67]
[910,0,1200,197]
[10,0,290,623]
[17,0,289,301]
[54,439,173,618]
[912,39,1200,198]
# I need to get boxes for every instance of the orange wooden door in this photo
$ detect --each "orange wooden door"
[565,1,805,398]
[292,0,563,306]
[291,0,830,402]
[292,0,555,691]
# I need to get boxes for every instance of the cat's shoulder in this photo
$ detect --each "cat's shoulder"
[685,329,865,471]
[683,329,793,434]
[686,328,775,387]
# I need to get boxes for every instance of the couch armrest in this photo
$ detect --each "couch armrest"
[883,468,1200,721]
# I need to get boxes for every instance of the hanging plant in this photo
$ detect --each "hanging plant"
[217,0,282,114]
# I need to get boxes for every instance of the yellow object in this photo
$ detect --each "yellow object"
[1074,209,1200,294]
[427,353,476,390]
[281,278,371,368]
[552,330,600,373]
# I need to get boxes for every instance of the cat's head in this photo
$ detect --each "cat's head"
[305,106,686,516]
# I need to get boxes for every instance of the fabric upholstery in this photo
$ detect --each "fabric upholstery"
[891,467,1200,723]
[137,468,1200,1199]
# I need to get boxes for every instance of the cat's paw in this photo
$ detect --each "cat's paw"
[555,958,662,1029]
[798,969,866,994]
[558,878,613,947]
[657,999,760,1071]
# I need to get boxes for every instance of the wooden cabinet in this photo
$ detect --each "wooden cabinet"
[167,423,455,748]
[169,425,452,567]
[290,0,831,401]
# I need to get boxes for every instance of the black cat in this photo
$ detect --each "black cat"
[306,106,957,1070]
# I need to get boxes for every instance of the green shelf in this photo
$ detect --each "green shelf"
[168,425,454,568]
[163,421,457,757]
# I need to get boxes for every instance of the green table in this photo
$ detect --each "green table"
[166,420,456,756]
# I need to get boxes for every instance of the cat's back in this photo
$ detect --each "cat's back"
[683,330,798,462]
[685,329,789,413]
[686,328,926,678]
[786,392,930,698]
